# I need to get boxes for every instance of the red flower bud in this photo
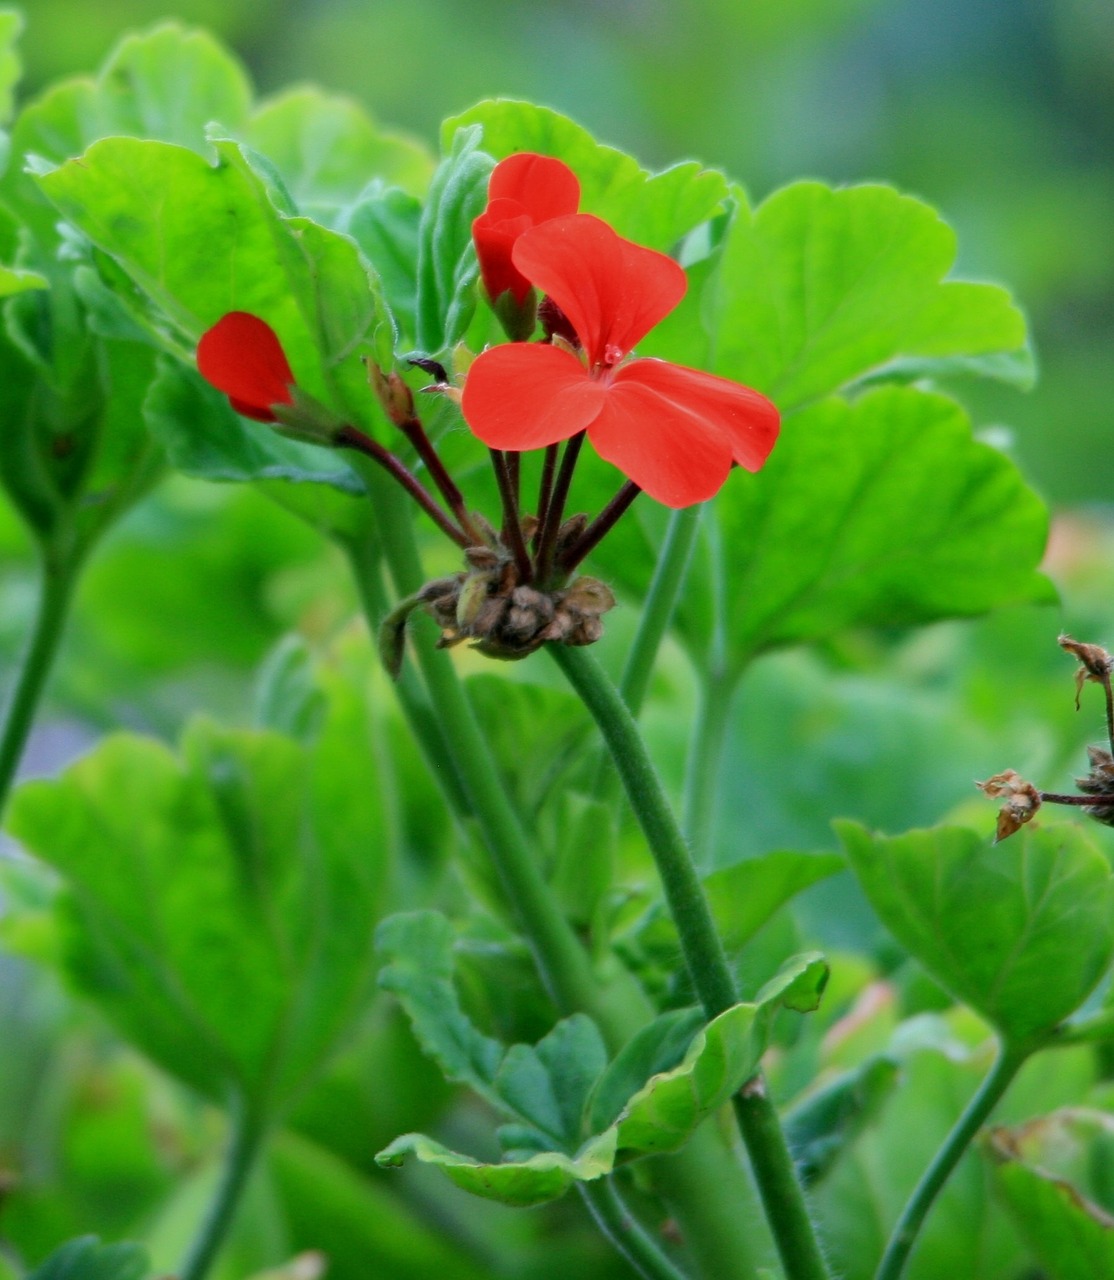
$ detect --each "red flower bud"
[472,153,580,307]
[197,312,296,422]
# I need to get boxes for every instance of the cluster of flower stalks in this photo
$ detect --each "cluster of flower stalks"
[196,153,780,664]
[979,633,1114,838]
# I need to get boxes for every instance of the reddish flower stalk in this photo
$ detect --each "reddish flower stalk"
[196,312,471,548]
[462,214,780,509]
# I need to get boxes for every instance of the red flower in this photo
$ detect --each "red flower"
[461,215,780,508]
[472,153,580,304]
[197,312,295,422]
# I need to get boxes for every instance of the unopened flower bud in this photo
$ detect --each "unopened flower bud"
[366,361,416,426]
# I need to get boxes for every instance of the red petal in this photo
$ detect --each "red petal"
[461,343,606,451]
[587,374,732,508]
[473,202,535,302]
[197,312,295,416]
[488,153,581,223]
[613,359,780,473]
[512,215,686,367]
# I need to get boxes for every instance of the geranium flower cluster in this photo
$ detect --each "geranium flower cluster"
[196,153,780,661]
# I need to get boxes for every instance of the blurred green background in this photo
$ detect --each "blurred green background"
[15,0,1114,505]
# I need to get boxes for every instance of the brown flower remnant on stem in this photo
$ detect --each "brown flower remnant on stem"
[1058,634,1114,746]
[976,770,1042,842]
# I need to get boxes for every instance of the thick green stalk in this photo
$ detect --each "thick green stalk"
[345,459,766,1278]
[0,552,78,816]
[682,667,736,867]
[578,1179,689,1280]
[179,1100,267,1280]
[875,1042,1028,1280]
[550,644,830,1280]
[619,505,703,716]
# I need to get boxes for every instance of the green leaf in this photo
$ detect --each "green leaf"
[991,1110,1114,1280]
[587,1007,706,1133]
[443,99,729,252]
[631,851,844,968]
[784,1055,900,1187]
[0,261,47,296]
[704,181,1033,412]
[415,124,492,353]
[838,821,1114,1046]
[143,358,364,495]
[26,1237,147,1280]
[604,386,1052,672]
[0,324,163,548]
[243,87,432,212]
[0,8,21,125]
[2,23,252,242]
[376,1130,617,1208]
[6,720,388,1109]
[376,918,827,1205]
[338,185,422,348]
[36,135,394,425]
[814,1045,1027,1280]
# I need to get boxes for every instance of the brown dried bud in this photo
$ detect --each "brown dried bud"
[976,769,1042,842]
[1072,745,1114,826]
[1058,634,1114,710]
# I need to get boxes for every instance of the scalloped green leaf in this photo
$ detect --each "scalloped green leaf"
[2,22,252,241]
[443,99,729,252]
[6,719,389,1110]
[838,821,1114,1047]
[36,134,393,439]
[375,938,827,1205]
[602,386,1052,672]
[243,87,432,212]
[415,124,492,353]
[704,181,1032,412]
[26,1236,147,1280]
[610,957,827,1157]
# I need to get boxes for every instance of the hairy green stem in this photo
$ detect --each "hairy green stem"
[344,462,766,1278]
[179,1100,267,1280]
[579,1179,690,1280]
[875,1042,1028,1280]
[682,667,736,867]
[550,644,830,1280]
[620,505,703,717]
[0,554,78,816]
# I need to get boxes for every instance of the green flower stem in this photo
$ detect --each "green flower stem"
[549,643,830,1280]
[682,667,736,866]
[579,1178,689,1280]
[345,458,604,1022]
[180,1099,267,1280]
[345,463,765,1278]
[0,551,79,816]
[875,1042,1029,1280]
[619,505,703,716]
